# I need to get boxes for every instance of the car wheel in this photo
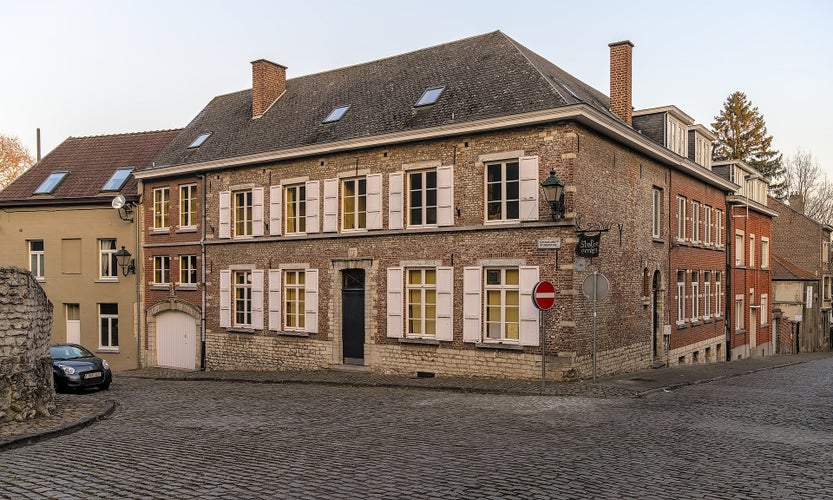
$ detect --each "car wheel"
[99,382,111,391]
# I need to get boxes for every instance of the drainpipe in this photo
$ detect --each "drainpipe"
[198,174,207,370]
[135,181,143,369]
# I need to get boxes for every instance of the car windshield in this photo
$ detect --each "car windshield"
[50,345,93,360]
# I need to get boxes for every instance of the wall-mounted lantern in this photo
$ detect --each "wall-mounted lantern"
[114,246,135,276]
[541,170,565,221]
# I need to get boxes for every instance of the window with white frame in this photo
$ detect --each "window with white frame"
[735,231,745,266]
[342,177,367,230]
[825,277,831,301]
[285,184,307,234]
[234,190,253,237]
[233,270,253,328]
[676,270,686,324]
[749,235,755,268]
[715,272,722,317]
[691,271,700,321]
[153,256,170,285]
[409,170,438,227]
[761,237,770,269]
[676,196,686,240]
[284,270,306,331]
[704,271,712,319]
[99,303,119,349]
[406,268,437,337]
[704,205,712,245]
[28,240,44,280]
[691,201,700,243]
[735,295,744,330]
[761,294,768,325]
[715,209,723,246]
[153,187,170,230]
[652,188,662,239]
[99,239,118,280]
[486,160,520,222]
[180,255,198,286]
[484,268,521,341]
[824,241,830,264]
[179,184,197,228]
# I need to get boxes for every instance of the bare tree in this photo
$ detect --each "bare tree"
[0,134,35,191]
[783,148,833,225]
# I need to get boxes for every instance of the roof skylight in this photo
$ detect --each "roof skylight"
[188,132,212,149]
[415,86,445,107]
[101,167,134,192]
[323,105,350,123]
[34,171,68,194]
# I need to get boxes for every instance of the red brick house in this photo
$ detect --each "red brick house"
[135,32,735,379]
[712,160,778,359]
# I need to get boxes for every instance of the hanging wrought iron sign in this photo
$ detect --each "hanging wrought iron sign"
[574,216,611,258]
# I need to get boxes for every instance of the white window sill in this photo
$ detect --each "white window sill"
[97,348,119,354]
[175,226,198,234]
[475,342,523,351]
[95,278,119,283]
[151,228,170,234]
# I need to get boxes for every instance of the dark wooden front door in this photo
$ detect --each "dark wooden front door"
[342,269,365,364]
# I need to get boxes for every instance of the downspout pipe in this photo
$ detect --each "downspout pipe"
[198,174,207,370]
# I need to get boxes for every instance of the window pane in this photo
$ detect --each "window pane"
[505,269,519,286]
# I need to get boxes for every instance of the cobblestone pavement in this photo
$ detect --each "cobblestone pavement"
[2,355,833,498]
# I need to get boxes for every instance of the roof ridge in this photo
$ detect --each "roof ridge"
[66,128,183,141]
[500,33,570,104]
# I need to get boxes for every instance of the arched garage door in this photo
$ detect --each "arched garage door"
[156,310,196,370]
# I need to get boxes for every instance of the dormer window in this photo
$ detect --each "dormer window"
[101,167,133,191]
[415,86,444,107]
[188,132,212,149]
[34,171,68,194]
[323,105,350,123]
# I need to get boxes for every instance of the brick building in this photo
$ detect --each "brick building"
[768,196,832,353]
[134,32,735,379]
[713,160,777,359]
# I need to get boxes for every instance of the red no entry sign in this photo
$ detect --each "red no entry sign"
[532,280,556,310]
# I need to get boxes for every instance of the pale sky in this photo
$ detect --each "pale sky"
[2,0,831,176]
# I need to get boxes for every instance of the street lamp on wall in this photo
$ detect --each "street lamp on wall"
[541,170,565,221]
[114,246,135,276]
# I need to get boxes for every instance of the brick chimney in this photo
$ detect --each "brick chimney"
[608,40,634,126]
[251,59,287,118]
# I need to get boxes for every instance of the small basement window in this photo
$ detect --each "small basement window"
[323,105,350,123]
[34,171,68,194]
[188,132,212,149]
[415,86,445,107]
[101,167,134,191]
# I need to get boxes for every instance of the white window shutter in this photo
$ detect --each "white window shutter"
[519,266,540,346]
[306,180,320,234]
[219,270,231,327]
[251,269,264,330]
[269,185,282,236]
[366,173,382,230]
[386,267,403,338]
[323,178,339,233]
[437,166,454,227]
[219,191,231,239]
[388,172,404,230]
[268,269,281,331]
[305,269,319,334]
[252,187,264,236]
[436,267,454,341]
[463,267,482,343]
[519,156,539,221]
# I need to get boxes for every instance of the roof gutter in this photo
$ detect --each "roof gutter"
[134,104,736,191]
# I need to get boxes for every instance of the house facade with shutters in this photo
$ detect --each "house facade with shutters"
[135,32,735,379]
[0,131,178,371]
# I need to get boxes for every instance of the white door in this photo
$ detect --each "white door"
[156,311,197,370]
[65,304,80,344]
[749,309,758,349]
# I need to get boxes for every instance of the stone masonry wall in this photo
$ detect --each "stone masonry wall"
[0,267,55,423]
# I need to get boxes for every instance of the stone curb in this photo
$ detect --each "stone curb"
[0,400,117,452]
[632,360,804,398]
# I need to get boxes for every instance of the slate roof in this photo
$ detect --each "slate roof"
[150,31,614,169]
[771,253,818,281]
[0,130,180,204]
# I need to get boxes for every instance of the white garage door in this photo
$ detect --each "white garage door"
[156,311,197,370]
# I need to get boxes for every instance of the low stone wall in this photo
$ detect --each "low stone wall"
[0,267,55,423]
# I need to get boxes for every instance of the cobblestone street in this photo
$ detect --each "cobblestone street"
[3,357,833,499]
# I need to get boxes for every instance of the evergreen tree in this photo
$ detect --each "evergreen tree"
[712,91,785,198]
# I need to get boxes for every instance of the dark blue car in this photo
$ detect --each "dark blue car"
[50,344,112,393]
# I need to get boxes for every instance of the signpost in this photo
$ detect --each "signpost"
[582,271,609,382]
[532,280,556,391]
